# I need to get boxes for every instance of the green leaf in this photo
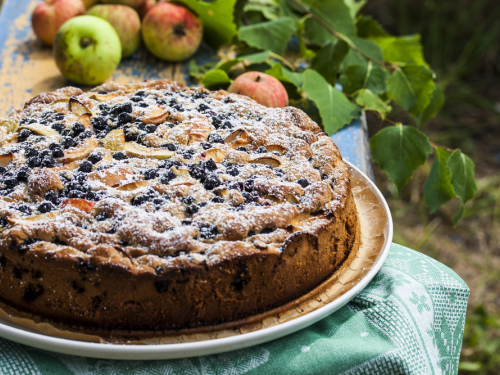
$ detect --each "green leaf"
[244,62,273,72]
[201,69,232,90]
[341,37,384,69]
[387,65,435,115]
[188,60,218,79]
[238,17,297,55]
[369,124,433,192]
[339,61,388,95]
[311,41,349,86]
[244,0,280,20]
[304,0,356,44]
[347,36,384,62]
[282,68,304,88]
[234,0,249,27]
[354,89,391,119]
[418,84,445,126]
[237,50,271,63]
[216,59,241,73]
[265,64,303,99]
[448,149,477,224]
[277,0,302,19]
[302,69,360,134]
[176,0,238,49]
[356,15,389,38]
[297,20,316,59]
[216,51,272,72]
[458,362,482,371]
[344,0,367,18]
[424,148,455,213]
[371,34,427,66]
[190,51,271,83]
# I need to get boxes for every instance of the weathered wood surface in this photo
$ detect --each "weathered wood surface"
[0,0,373,178]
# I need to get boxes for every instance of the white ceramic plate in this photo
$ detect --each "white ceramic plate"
[0,162,393,360]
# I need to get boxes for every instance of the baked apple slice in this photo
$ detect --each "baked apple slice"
[19,124,59,137]
[7,211,58,225]
[224,129,250,146]
[76,113,94,132]
[0,119,19,133]
[88,167,132,187]
[68,97,93,116]
[250,155,282,167]
[116,181,149,191]
[142,108,170,125]
[89,92,122,102]
[62,138,98,163]
[265,144,287,155]
[0,152,13,167]
[102,129,125,151]
[124,142,173,159]
[61,198,96,213]
[202,148,226,162]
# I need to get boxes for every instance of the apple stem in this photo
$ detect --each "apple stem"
[255,75,261,82]
[80,38,92,48]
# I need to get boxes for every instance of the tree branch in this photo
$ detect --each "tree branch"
[268,52,296,71]
[288,0,389,68]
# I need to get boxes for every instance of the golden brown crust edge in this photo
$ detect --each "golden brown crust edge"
[0,191,358,337]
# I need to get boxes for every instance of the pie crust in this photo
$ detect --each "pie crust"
[0,80,359,337]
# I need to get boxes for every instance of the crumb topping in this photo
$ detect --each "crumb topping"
[0,80,350,273]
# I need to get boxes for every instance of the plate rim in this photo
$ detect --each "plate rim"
[0,161,393,360]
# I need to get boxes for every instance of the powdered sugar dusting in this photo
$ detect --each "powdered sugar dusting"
[0,80,351,273]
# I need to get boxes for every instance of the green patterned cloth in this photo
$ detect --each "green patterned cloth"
[0,244,468,375]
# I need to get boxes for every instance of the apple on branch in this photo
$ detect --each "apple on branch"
[31,0,86,45]
[53,15,122,85]
[142,2,203,62]
[228,72,289,108]
[88,4,142,57]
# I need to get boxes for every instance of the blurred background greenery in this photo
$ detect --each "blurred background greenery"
[363,0,500,373]
[1,0,499,373]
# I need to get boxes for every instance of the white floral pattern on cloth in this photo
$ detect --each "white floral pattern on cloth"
[0,244,469,375]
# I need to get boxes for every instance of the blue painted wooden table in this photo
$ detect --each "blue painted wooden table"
[0,0,374,179]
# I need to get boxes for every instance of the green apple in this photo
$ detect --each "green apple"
[88,5,141,57]
[53,15,122,85]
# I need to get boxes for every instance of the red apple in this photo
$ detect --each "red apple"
[31,0,86,45]
[139,0,163,19]
[81,0,98,9]
[88,5,142,57]
[142,2,203,62]
[228,72,289,108]
[101,0,146,10]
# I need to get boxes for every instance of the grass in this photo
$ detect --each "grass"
[363,0,500,373]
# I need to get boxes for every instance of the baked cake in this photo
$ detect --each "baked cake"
[0,80,359,337]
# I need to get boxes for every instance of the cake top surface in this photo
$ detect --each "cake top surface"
[0,80,350,274]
